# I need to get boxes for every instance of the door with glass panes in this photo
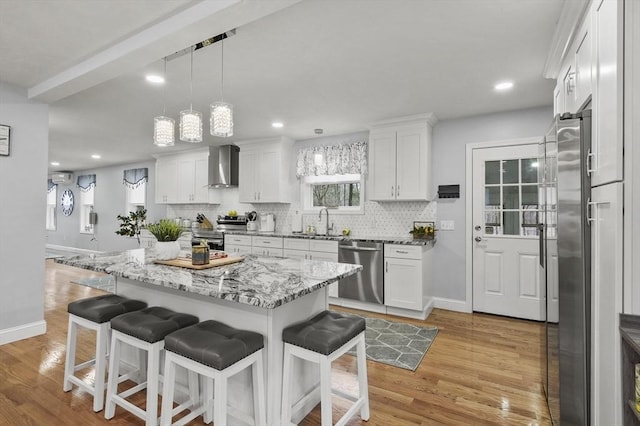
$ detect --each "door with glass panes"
[472,143,543,320]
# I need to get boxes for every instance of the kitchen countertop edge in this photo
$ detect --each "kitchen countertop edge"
[223,230,436,246]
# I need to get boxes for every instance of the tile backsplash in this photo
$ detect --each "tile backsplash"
[168,192,437,238]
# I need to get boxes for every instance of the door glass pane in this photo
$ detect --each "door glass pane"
[522,158,538,183]
[522,185,538,207]
[503,160,519,184]
[485,209,500,226]
[503,185,519,209]
[503,211,520,235]
[485,187,500,207]
[485,161,500,184]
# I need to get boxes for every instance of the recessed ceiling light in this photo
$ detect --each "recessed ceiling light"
[494,81,514,91]
[145,74,165,84]
[51,161,60,166]
[91,154,101,159]
[272,122,284,128]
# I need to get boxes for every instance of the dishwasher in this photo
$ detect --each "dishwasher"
[338,240,384,304]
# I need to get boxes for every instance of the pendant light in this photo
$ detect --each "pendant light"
[153,58,175,146]
[210,38,233,137]
[180,47,203,142]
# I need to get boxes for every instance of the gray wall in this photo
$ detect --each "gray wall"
[0,81,48,335]
[46,160,166,252]
[431,105,553,302]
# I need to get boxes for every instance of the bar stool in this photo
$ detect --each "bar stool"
[281,310,369,426]
[104,307,199,426]
[160,320,266,426]
[64,294,147,412]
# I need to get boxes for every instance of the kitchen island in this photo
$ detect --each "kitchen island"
[56,249,362,425]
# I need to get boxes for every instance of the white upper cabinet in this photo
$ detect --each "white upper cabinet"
[591,0,622,186]
[155,148,218,204]
[236,137,294,203]
[368,114,436,201]
[574,17,593,111]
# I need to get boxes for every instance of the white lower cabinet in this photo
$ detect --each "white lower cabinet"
[224,234,252,255]
[383,244,433,314]
[251,236,284,257]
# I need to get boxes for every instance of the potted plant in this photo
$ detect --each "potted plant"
[146,219,184,260]
[115,208,147,245]
[409,222,435,240]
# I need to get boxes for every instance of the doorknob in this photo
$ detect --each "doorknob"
[474,236,482,242]
[475,225,482,231]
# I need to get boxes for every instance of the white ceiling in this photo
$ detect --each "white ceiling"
[0,0,564,172]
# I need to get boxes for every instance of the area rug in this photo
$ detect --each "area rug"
[70,276,115,293]
[346,314,438,371]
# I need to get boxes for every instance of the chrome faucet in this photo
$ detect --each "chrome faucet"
[318,207,333,235]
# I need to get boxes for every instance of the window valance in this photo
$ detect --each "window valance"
[296,141,367,178]
[123,167,148,189]
[47,179,57,193]
[77,174,96,192]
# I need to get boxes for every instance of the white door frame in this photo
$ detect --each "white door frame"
[464,136,542,313]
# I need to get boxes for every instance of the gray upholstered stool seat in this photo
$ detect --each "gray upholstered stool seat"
[282,310,366,355]
[105,307,199,426]
[68,294,147,323]
[110,306,198,343]
[165,320,264,370]
[161,320,266,426]
[64,294,147,412]
[281,310,369,426]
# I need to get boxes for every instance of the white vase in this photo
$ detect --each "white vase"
[155,241,180,260]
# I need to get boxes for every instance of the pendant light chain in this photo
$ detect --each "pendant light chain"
[163,58,167,115]
[220,40,224,101]
[189,48,194,111]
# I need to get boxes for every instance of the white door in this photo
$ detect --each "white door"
[472,143,544,320]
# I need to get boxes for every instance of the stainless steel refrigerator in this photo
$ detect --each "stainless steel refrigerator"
[540,110,592,425]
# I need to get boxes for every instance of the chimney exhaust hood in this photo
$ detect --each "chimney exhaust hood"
[208,145,239,187]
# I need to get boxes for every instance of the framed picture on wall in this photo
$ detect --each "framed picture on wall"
[0,124,10,156]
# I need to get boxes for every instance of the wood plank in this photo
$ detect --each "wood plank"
[0,260,551,425]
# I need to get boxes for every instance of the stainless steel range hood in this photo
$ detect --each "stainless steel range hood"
[208,145,239,187]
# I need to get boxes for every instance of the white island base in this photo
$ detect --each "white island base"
[116,277,326,426]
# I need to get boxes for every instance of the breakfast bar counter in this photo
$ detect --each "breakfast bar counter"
[56,249,362,425]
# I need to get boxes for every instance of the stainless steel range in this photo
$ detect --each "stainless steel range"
[192,215,247,251]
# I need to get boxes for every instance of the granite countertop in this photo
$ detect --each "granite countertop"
[224,230,436,246]
[55,249,362,309]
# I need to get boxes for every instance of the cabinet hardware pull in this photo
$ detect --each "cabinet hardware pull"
[397,185,400,197]
[391,186,394,197]
[385,261,388,273]
[586,198,611,225]
[396,250,408,254]
[586,149,596,176]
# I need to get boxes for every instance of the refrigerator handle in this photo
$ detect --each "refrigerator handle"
[586,149,596,176]
[538,223,544,267]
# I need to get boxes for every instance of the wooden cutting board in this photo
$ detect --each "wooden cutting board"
[153,256,244,270]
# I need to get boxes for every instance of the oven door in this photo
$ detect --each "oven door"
[191,238,224,251]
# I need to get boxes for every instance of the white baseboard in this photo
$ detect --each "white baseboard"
[46,244,103,255]
[433,297,471,313]
[0,320,47,346]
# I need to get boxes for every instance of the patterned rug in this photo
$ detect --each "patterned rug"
[70,276,115,293]
[347,314,438,371]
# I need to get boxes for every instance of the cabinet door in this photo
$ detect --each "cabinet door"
[384,257,422,310]
[257,149,279,202]
[368,129,397,201]
[553,82,563,116]
[227,244,252,256]
[590,182,622,425]
[283,249,307,260]
[155,159,177,204]
[395,125,428,200]
[239,151,257,202]
[193,157,209,203]
[562,65,576,114]
[592,0,622,186]
[574,18,592,110]
[177,159,195,203]
[309,251,338,262]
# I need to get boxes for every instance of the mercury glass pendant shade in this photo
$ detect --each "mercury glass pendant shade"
[179,109,203,142]
[210,102,233,137]
[154,116,175,146]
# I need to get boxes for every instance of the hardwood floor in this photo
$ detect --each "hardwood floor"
[0,261,551,425]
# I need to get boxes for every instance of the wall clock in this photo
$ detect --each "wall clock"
[61,189,74,216]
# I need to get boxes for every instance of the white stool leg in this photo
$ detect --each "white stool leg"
[281,343,293,425]
[93,322,109,412]
[104,332,121,419]
[203,378,214,424]
[320,356,333,426]
[356,334,370,420]
[187,370,199,407]
[160,352,177,426]
[63,316,78,392]
[214,374,228,426]
[252,352,266,426]
[146,341,162,426]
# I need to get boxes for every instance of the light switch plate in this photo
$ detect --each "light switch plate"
[440,220,455,230]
